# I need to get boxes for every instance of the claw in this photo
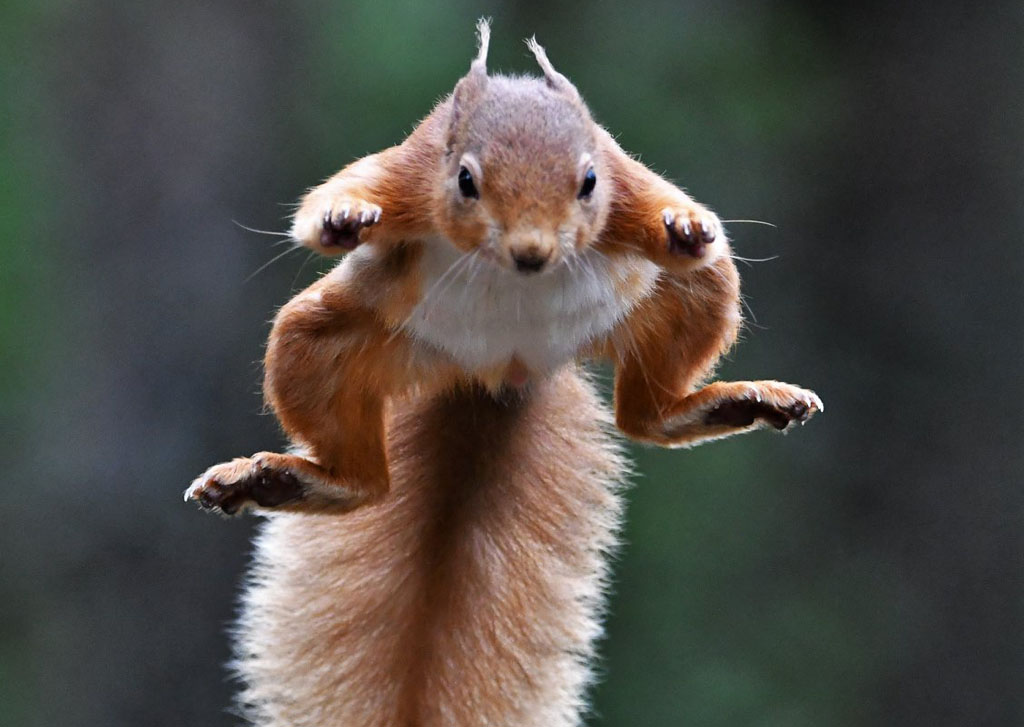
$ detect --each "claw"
[664,207,715,259]
[185,459,305,517]
[198,490,215,509]
[699,217,717,243]
[316,201,381,251]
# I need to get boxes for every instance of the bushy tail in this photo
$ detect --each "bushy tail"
[233,367,627,727]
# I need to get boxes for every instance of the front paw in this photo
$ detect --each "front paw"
[662,205,721,259]
[185,454,305,516]
[291,197,381,254]
[704,382,823,431]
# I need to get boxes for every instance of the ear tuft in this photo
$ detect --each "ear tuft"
[473,17,491,73]
[447,19,492,152]
[525,35,581,101]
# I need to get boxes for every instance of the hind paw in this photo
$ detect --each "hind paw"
[702,382,823,431]
[185,453,305,516]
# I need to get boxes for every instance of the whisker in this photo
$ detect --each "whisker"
[580,251,602,292]
[697,263,764,329]
[738,292,761,327]
[721,219,777,228]
[731,254,780,265]
[244,244,303,283]
[421,250,474,305]
[232,220,292,237]
[290,250,319,291]
[426,251,477,321]
[560,252,579,311]
[561,250,578,291]
[614,316,674,411]
[460,253,486,309]
[397,249,478,337]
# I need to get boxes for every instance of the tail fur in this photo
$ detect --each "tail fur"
[233,367,627,726]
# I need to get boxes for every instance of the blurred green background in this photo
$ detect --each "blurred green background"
[1,1,1020,725]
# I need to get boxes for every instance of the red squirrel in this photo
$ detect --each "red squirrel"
[186,21,821,727]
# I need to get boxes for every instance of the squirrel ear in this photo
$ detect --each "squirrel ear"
[525,36,581,102]
[448,18,491,152]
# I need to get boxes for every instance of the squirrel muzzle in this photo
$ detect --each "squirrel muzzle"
[506,230,557,274]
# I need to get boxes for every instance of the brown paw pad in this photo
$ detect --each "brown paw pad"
[663,209,718,259]
[187,466,305,515]
[320,204,380,250]
[704,398,811,430]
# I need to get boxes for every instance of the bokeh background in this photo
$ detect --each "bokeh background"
[1,1,1020,725]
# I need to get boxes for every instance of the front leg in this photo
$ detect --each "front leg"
[291,119,444,255]
[597,127,725,272]
[291,154,388,254]
[611,259,821,448]
[186,274,428,516]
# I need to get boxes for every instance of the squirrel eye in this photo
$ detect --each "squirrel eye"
[457,166,479,199]
[578,167,597,199]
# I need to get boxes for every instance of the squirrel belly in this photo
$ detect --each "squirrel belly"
[234,368,627,727]
[348,236,661,379]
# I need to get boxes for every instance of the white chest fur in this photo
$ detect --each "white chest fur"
[398,239,660,374]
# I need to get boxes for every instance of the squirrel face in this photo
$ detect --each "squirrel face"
[435,33,611,275]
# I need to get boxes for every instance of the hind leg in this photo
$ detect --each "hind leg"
[634,379,823,447]
[612,259,821,448]
[186,275,441,516]
[185,450,367,516]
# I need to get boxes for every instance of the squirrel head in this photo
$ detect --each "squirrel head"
[436,21,611,275]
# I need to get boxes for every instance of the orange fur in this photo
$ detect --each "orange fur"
[234,369,626,727]
[186,21,821,726]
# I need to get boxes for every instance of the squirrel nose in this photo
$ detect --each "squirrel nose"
[510,246,551,274]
